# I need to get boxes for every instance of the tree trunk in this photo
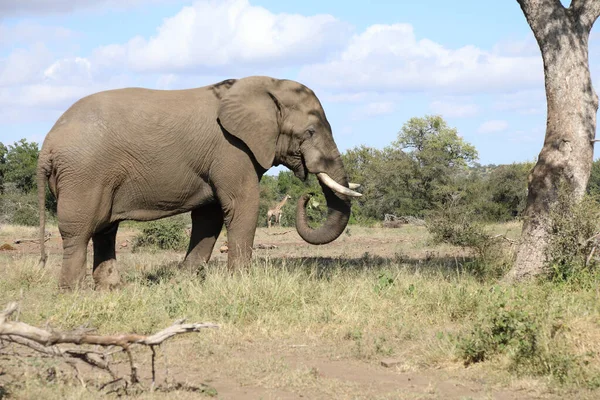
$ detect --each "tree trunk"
[507,0,600,281]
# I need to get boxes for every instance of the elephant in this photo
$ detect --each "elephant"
[36,76,362,290]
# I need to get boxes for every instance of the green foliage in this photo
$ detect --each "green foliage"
[258,171,327,228]
[0,142,6,194]
[426,196,511,280]
[374,271,395,293]
[395,115,478,210]
[485,162,532,221]
[546,189,600,281]
[587,159,600,197]
[133,217,188,251]
[458,298,597,386]
[341,115,480,222]
[459,302,539,366]
[0,187,39,226]
[1,139,39,194]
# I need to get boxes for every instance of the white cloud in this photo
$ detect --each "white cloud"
[323,92,368,103]
[299,24,543,95]
[44,57,92,85]
[0,21,75,45]
[430,99,479,118]
[0,0,176,16]
[493,90,546,115]
[492,36,539,57]
[353,101,395,120]
[93,0,351,73]
[0,44,53,87]
[508,126,545,144]
[156,74,178,89]
[0,84,95,108]
[478,120,509,134]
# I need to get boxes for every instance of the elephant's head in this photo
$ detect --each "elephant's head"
[217,76,361,245]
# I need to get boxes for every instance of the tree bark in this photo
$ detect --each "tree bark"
[507,0,600,281]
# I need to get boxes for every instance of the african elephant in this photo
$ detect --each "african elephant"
[36,76,362,290]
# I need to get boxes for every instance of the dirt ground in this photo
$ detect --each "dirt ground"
[1,221,506,261]
[0,222,582,399]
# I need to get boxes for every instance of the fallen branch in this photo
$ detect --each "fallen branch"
[254,244,278,250]
[266,230,292,236]
[586,245,597,267]
[13,237,51,244]
[0,302,218,390]
[584,232,600,244]
[491,234,517,245]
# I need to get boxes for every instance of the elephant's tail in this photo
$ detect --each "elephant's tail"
[37,154,51,268]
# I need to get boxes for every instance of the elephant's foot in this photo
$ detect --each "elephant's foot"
[58,276,86,292]
[179,257,208,280]
[93,260,121,290]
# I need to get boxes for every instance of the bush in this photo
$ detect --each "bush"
[459,302,539,366]
[133,217,188,251]
[0,186,39,226]
[457,299,596,386]
[426,196,511,279]
[546,189,600,282]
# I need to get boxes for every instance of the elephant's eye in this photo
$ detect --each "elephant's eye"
[306,128,316,137]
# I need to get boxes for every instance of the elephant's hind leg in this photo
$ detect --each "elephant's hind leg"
[57,194,96,290]
[56,186,113,290]
[181,203,224,272]
[92,222,121,290]
[58,232,91,290]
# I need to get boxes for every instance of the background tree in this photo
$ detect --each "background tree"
[395,115,478,212]
[0,142,7,194]
[486,162,533,221]
[3,139,39,194]
[341,115,478,222]
[508,0,600,281]
[586,159,600,197]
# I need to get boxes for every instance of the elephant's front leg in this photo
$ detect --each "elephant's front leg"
[218,190,260,271]
[181,203,224,271]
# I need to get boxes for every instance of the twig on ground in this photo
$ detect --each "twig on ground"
[491,234,517,244]
[586,246,597,267]
[266,230,292,236]
[584,232,600,244]
[13,237,51,244]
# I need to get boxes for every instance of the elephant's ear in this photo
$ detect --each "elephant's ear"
[217,78,282,170]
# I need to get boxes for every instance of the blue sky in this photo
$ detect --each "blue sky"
[1,0,598,172]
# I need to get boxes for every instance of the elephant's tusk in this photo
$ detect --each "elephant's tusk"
[349,183,361,190]
[317,173,362,197]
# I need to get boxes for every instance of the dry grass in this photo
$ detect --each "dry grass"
[1,223,600,399]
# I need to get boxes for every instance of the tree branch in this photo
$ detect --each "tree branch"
[0,303,218,348]
[570,0,600,32]
[0,302,219,388]
[517,0,568,41]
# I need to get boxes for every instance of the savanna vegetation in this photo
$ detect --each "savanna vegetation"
[3,115,600,398]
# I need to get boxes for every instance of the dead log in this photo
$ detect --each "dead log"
[0,302,218,390]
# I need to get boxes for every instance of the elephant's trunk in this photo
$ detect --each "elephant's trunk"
[295,164,352,245]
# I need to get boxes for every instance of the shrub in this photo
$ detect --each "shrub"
[457,299,596,386]
[0,187,39,226]
[426,196,511,279]
[133,217,188,251]
[546,189,600,282]
[459,302,539,366]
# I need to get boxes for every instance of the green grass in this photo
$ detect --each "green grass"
[1,223,600,398]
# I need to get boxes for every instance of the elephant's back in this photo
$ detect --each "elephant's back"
[42,87,217,156]
[40,86,220,191]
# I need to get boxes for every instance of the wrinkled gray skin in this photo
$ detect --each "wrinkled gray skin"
[37,76,353,290]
